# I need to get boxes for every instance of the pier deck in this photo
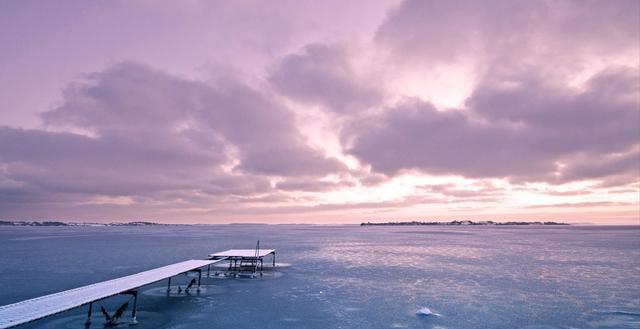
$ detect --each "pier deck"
[208,249,276,275]
[208,249,276,259]
[0,259,224,329]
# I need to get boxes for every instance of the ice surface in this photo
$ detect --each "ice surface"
[0,224,638,329]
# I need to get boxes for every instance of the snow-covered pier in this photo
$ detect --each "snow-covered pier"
[0,248,276,328]
[209,248,276,275]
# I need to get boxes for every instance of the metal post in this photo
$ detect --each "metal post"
[207,264,211,277]
[85,302,93,326]
[167,277,172,292]
[130,290,138,324]
[273,252,276,267]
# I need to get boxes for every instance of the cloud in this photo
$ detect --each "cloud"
[1,62,348,216]
[421,182,504,199]
[345,66,640,184]
[275,177,355,192]
[0,127,225,196]
[526,201,634,209]
[45,61,344,177]
[559,147,640,184]
[373,0,640,112]
[376,0,639,68]
[327,0,639,189]
[269,43,382,113]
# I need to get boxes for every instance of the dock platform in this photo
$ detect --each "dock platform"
[209,249,276,275]
[208,249,276,259]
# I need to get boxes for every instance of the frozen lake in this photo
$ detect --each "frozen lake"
[0,224,638,329]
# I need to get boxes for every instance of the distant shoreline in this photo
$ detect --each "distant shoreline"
[6,220,635,227]
[0,220,161,227]
[360,220,570,226]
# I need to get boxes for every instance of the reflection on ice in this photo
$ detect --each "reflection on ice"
[30,311,170,329]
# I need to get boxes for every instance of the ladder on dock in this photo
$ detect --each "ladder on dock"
[238,240,260,275]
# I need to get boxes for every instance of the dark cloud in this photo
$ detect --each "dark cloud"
[269,43,382,113]
[345,66,640,183]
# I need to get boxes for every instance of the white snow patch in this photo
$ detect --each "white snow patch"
[416,307,441,317]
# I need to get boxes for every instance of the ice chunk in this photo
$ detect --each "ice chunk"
[416,307,439,316]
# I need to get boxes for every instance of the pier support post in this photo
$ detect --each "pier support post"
[197,269,202,291]
[167,277,172,292]
[207,264,211,277]
[130,290,138,324]
[118,290,139,324]
[273,252,276,267]
[260,259,264,276]
[84,302,93,326]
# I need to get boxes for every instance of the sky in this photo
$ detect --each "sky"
[0,0,638,224]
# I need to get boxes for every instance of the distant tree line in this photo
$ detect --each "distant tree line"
[360,220,569,226]
[0,220,160,226]
[0,220,68,226]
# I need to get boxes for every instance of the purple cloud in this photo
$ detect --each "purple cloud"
[269,43,382,113]
[345,66,639,183]
[275,178,355,192]
[376,0,639,67]
[1,62,347,217]
[45,62,344,177]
